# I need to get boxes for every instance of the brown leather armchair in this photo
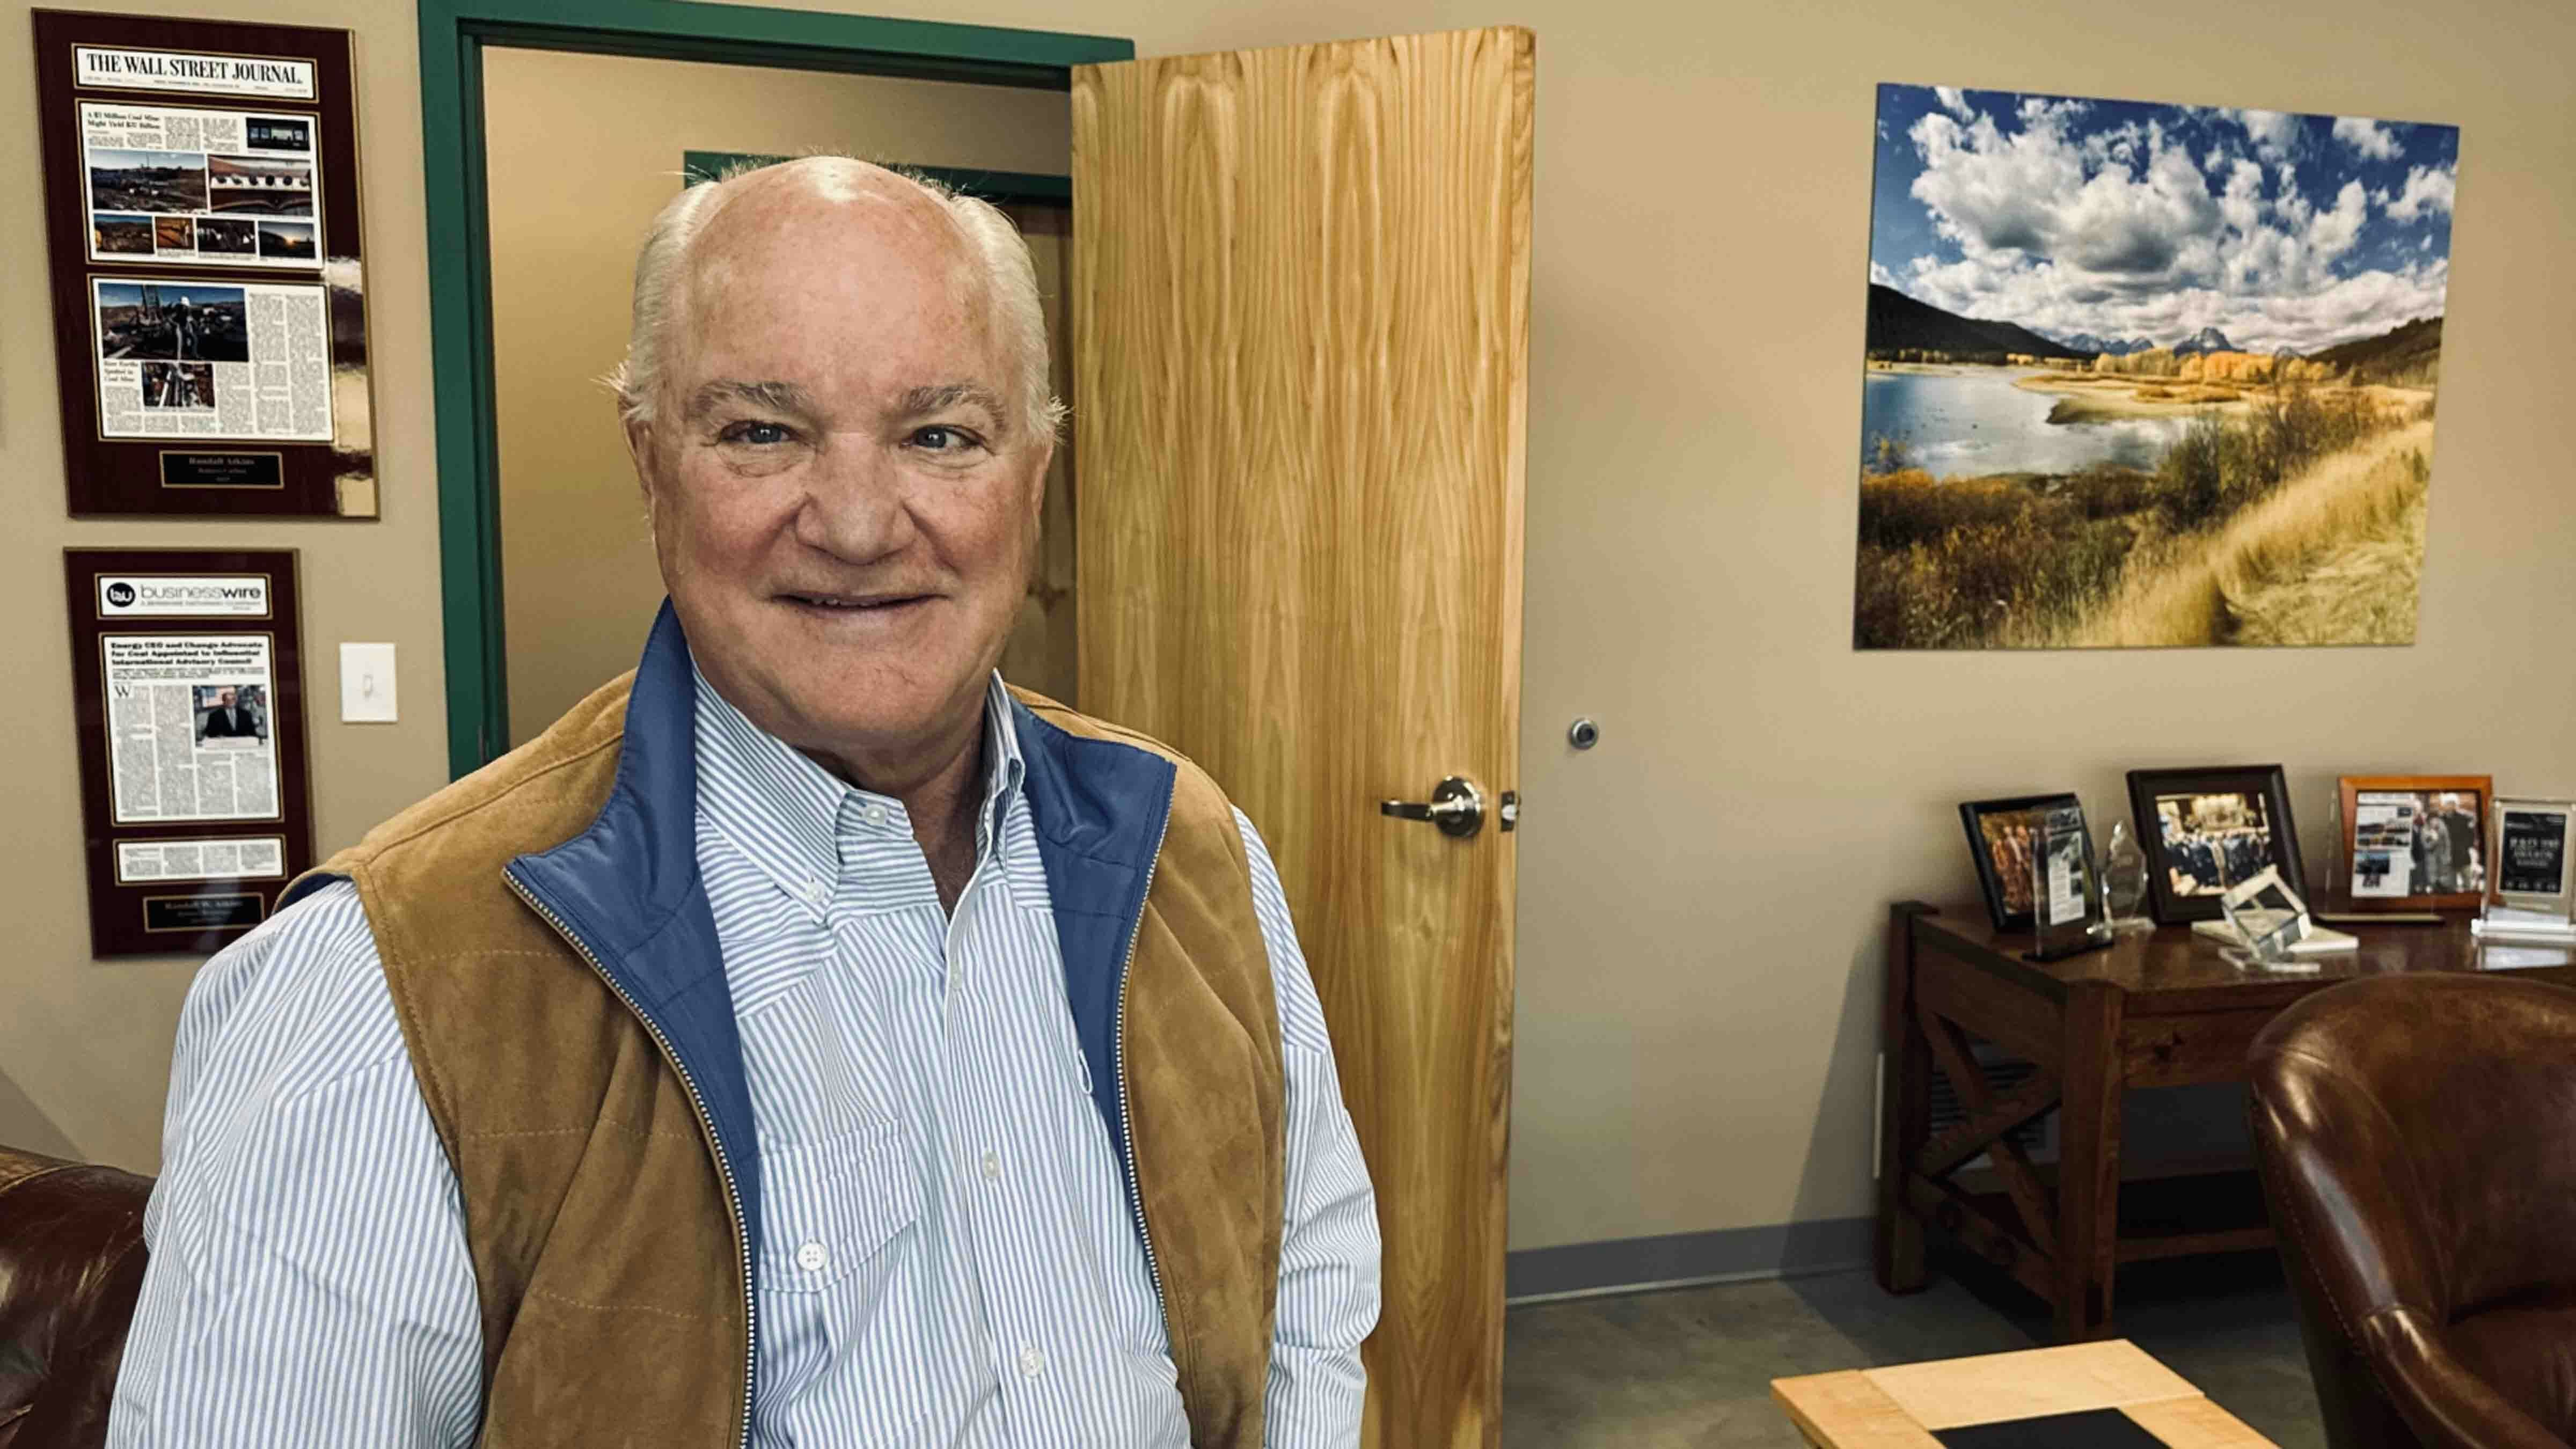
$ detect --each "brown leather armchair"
[0,1145,153,1448]
[2250,973,2576,1449]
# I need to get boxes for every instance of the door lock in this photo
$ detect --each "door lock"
[1380,777,1487,838]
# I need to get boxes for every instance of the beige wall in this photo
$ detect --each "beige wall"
[1,0,449,1171]
[8,0,2572,1274]
[482,49,1072,742]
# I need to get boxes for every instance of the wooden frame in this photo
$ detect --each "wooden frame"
[31,10,378,518]
[2334,773,2494,912]
[2125,765,2304,924]
[1959,792,2082,932]
[415,0,1129,775]
[62,547,314,956]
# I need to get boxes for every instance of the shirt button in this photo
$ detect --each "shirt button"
[980,1151,1001,1183]
[795,1241,830,1274]
[866,802,888,826]
[1019,1346,1046,1379]
[800,880,828,908]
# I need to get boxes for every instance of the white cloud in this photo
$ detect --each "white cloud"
[2421,234,2433,251]
[2382,163,2456,222]
[2308,179,2369,261]
[1934,85,1971,118]
[1888,101,2448,354]
[2233,108,2301,162]
[2332,116,2403,160]
[1871,260,1899,287]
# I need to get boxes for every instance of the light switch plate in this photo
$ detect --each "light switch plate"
[340,641,397,722]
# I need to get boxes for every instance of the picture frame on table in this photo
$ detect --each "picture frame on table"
[2127,765,2306,924]
[2334,774,2493,912]
[2492,797,2576,920]
[1959,792,2083,932]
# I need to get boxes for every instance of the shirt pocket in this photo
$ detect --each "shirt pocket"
[758,1124,923,1294]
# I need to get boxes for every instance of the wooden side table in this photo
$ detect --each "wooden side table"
[1876,901,2576,1341]
[1774,1340,2273,1447]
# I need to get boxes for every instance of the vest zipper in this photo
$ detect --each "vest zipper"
[504,873,757,1449]
[1113,803,1175,1323]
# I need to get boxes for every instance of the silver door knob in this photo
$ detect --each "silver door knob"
[1380,777,1485,838]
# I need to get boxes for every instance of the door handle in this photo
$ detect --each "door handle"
[1380,777,1486,838]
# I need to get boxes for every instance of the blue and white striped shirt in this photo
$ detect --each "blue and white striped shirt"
[109,671,1380,1447]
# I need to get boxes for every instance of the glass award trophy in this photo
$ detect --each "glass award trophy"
[2029,804,2113,962]
[2476,798,2576,945]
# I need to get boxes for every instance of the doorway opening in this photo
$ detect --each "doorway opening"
[420,0,1125,773]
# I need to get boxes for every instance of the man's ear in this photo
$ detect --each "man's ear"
[624,412,661,500]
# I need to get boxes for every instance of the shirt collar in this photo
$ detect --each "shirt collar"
[691,668,1027,909]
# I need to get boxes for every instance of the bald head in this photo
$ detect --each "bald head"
[609,156,1061,444]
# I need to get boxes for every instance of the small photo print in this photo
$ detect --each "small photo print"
[96,281,251,363]
[207,154,313,216]
[154,214,195,251]
[191,682,269,745]
[2351,789,2485,898]
[244,115,312,151]
[256,219,317,260]
[1978,809,2048,918]
[195,216,257,255]
[141,360,216,410]
[2154,791,2279,897]
[90,146,208,213]
[93,211,155,254]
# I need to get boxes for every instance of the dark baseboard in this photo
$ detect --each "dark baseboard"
[1505,1216,1875,1303]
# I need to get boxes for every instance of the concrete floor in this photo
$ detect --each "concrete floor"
[1502,1250,2322,1447]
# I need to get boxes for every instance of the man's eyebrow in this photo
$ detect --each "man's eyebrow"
[684,379,814,419]
[898,382,1009,422]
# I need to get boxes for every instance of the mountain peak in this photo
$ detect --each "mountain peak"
[2170,326,2236,356]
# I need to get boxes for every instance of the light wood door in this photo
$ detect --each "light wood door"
[1072,27,1532,1448]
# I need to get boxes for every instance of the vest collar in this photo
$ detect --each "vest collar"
[500,600,1187,1277]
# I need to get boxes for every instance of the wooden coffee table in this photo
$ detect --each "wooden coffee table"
[1773,1340,2273,1446]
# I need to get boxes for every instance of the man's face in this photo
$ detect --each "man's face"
[216,687,236,708]
[629,172,1049,774]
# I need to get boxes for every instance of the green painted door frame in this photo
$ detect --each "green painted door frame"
[419,0,1129,778]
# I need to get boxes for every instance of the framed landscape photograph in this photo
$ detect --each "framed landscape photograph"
[2336,774,2492,911]
[1959,792,2083,931]
[2127,766,2306,923]
[1853,84,2457,650]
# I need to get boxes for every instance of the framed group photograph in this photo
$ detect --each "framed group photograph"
[1959,792,2082,932]
[2127,766,2306,924]
[2334,774,2492,911]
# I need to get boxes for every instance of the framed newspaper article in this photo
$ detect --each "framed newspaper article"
[64,548,314,956]
[33,11,377,518]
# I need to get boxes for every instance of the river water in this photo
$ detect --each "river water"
[1861,368,2196,478]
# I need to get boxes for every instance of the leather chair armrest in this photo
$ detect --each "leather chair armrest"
[2366,1307,2573,1449]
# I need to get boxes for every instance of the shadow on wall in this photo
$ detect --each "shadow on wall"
[0,1067,80,1160]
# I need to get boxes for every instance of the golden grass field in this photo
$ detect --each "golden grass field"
[1853,380,2436,649]
[2072,419,2432,647]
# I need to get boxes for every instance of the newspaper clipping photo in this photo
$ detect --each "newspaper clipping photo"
[83,100,320,269]
[92,276,334,441]
[104,634,281,825]
[115,836,287,884]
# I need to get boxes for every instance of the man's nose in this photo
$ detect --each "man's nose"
[794,441,916,562]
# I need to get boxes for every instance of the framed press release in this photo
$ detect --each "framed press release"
[2127,765,2306,924]
[2336,774,2493,912]
[32,10,377,517]
[2028,801,2111,962]
[64,548,313,955]
[2493,797,2576,919]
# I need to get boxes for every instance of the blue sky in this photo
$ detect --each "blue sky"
[1870,84,2457,355]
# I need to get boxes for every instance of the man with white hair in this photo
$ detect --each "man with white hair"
[109,157,1380,1449]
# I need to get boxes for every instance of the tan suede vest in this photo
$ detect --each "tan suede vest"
[298,674,1285,1447]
